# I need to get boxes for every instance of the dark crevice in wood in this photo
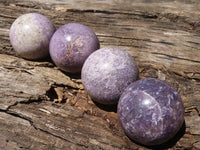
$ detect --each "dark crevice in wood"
[0,14,16,19]
[6,110,36,128]
[35,126,89,148]
[152,52,200,63]
[2,66,34,75]
[45,86,58,101]
[66,8,159,19]
[0,102,36,130]
[99,34,176,46]
[19,96,45,104]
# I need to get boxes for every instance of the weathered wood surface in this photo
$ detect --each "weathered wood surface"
[0,0,200,149]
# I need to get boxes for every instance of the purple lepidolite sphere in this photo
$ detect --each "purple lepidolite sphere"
[118,78,184,146]
[49,23,100,73]
[81,47,139,104]
[9,13,56,60]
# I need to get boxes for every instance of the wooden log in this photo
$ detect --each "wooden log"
[0,0,200,149]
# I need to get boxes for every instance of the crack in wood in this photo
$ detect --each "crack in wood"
[35,127,89,148]
[152,52,200,64]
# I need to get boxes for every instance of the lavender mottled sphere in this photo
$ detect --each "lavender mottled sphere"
[118,78,184,146]
[81,47,139,104]
[9,13,56,60]
[49,23,100,73]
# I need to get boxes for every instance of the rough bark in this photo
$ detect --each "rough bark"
[0,0,200,149]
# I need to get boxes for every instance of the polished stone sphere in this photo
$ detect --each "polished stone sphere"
[81,47,139,104]
[49,23,99,73]
[9,13,56,60]
[117,78,184,146]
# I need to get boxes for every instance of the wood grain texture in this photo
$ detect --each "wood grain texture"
[0,0,200,149]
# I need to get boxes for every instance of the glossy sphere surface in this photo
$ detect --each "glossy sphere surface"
[81,47,139,104]
[118,78,184,146]
[9,13,56,60]
[49,23,99,73]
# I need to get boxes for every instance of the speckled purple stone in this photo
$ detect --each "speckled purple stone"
[9,13,56,60]
[81,47,139,104]
[118,78,184,146]
[49,23,100,73]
